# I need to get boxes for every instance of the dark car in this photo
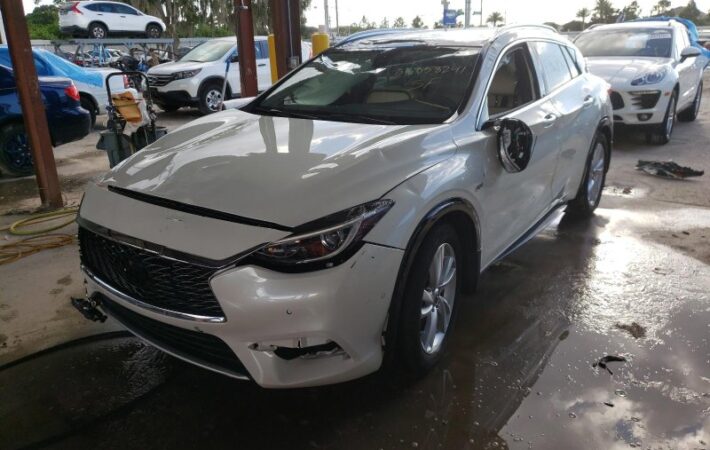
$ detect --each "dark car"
[0,65,91,177]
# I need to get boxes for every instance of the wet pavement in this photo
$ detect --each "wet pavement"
[2,107,710,450]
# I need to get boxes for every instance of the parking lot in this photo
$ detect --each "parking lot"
[1,73,708,449]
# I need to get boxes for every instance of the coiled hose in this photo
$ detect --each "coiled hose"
[0,207,78,266]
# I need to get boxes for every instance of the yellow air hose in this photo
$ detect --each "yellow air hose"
[0,207,79,265]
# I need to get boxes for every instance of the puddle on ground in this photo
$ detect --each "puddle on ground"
[0,206,708,450]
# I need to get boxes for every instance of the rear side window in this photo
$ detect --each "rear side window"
[254,41,266,59]
[561,46,581,78]
[486,44,540,117]
[532,42,573,93]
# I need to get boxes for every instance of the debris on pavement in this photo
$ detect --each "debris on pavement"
[615,322,647,339]
[636,160,704,179]
[593,355,627,375]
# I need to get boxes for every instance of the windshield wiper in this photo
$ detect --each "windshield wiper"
[252,106,320,120]
[325,113,398,125]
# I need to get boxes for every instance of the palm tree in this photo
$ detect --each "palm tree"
[652,0,671,15]
[487,11,504,27]
[592,0,617,23]
[576,7,591,29]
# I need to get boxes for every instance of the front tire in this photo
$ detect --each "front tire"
[646,91,676,145]
[88,22,108,39]
[198,81,224,115]
[0,123,34,177]
[678,82,703,122]
[396,223,462,377]
[566,131,608,219]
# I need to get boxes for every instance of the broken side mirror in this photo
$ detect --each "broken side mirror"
[491,118,534,173]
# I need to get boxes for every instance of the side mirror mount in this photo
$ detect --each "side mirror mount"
[230,53,239,63]
[496,118,534,173]
[680,46,701,62]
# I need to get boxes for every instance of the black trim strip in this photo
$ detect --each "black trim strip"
[107,185,293,232]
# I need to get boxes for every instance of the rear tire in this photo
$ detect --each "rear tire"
[678,82,702,122]
[88,22,108,39]
[566,131,608,219]
[198,81,224,115]
[395,223,462,378]
[0,123,34,178]
[146,24,162,39]
[646,91,676,145]
[157,103,180,113]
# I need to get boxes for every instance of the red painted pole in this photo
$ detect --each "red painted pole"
[234,0,258,98]
[0,0,63,208]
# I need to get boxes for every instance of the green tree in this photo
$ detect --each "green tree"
[679,0,702,21]
[411,15,424,28]
[576,7,590,29]
[486,11,504,27]
[592,0,617,23]
[621,1,641,20]
[26,4,60,39]
[379,17,390,28]
[393,17,406,28]
[652,0,672,15]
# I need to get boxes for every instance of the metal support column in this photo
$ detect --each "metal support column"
[270,0,302,80]
[234,0,258,97]
[0,0,62,208]
[465,0,471,27]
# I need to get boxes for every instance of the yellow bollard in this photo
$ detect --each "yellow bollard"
[311,33,330,57]
[268,33,279,83]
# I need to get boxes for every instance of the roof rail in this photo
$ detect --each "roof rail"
[584,23,603,31]
[494,24,560,36]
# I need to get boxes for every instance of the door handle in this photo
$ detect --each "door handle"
[583,95,594,107]
[258,63,266,67]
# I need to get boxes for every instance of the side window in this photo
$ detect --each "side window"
[487,45,540,117]
[562,46,581,78]
[0,67,15,89]
[84,4,101,11]
[260,41,269,59]
[254,42,265,59]
[114,4,138,15]
[532,42,573,93]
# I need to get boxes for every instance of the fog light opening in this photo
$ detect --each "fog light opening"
[637,113,652,122]
[273,341,346,360]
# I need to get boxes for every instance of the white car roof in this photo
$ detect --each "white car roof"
[585,21,684,32]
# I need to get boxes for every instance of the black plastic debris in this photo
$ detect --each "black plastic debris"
[593,355,627,375]
[636,160,704,179]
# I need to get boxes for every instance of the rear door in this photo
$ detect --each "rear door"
[530,41,598,202]
[111,3,142,32]
[474,43,560,263]
[255,40,272,91]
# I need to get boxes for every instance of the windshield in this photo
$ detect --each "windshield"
[180,40,235,63]
[249,45,480,125]
[575,29,673,58]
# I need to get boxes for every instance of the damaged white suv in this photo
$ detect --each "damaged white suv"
[77,26,613,388]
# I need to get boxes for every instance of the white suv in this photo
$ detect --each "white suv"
[59,1,166,39]
[77,26,612,388]
[575,20,706,144]
[148,37,311,115]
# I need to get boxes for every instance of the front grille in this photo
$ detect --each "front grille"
[630,91,661,109]
[610,91,624,110]
[99,295,248,377]
[79,227,225,318]
[148,74,174,87]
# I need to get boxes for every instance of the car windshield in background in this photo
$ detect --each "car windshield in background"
[575,29,673,58]
[250,45,480,125]
[180,40,234,63]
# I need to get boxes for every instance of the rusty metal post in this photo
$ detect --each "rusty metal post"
[0,1,62,208]
[234,0,258,98]
[270,0,302,79]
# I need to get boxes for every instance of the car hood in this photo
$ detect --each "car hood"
[100,110,456,228]
[585,57,672,85]
[148,61,205,74]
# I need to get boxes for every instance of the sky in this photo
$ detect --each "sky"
[22,0,710,30]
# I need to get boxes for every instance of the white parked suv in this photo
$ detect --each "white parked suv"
[59,1,166,39]
[575,20,706,144]
[77,26,613,388]
[148,37,311,115]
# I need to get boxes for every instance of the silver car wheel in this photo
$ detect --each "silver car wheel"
[420,243,457,355]
[665,96,676,138]
[586,142,605,207]
[205,89,223,111]
[92,27,105,38]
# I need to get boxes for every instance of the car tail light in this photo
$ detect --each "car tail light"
[71,2,83,14]
[65,84,81,102]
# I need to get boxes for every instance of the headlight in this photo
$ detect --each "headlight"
[173,69,201,80]
[631,67,668,86]
[252,199,394,271]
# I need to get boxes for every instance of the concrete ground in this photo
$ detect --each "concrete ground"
[1,89,709,449]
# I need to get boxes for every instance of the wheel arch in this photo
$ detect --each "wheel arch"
[146,21,163,32]
[87,21,108,32]
[381,198,481,368]
[597,116,613,172]
[79,92,98,113]
[198,77,232,98]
